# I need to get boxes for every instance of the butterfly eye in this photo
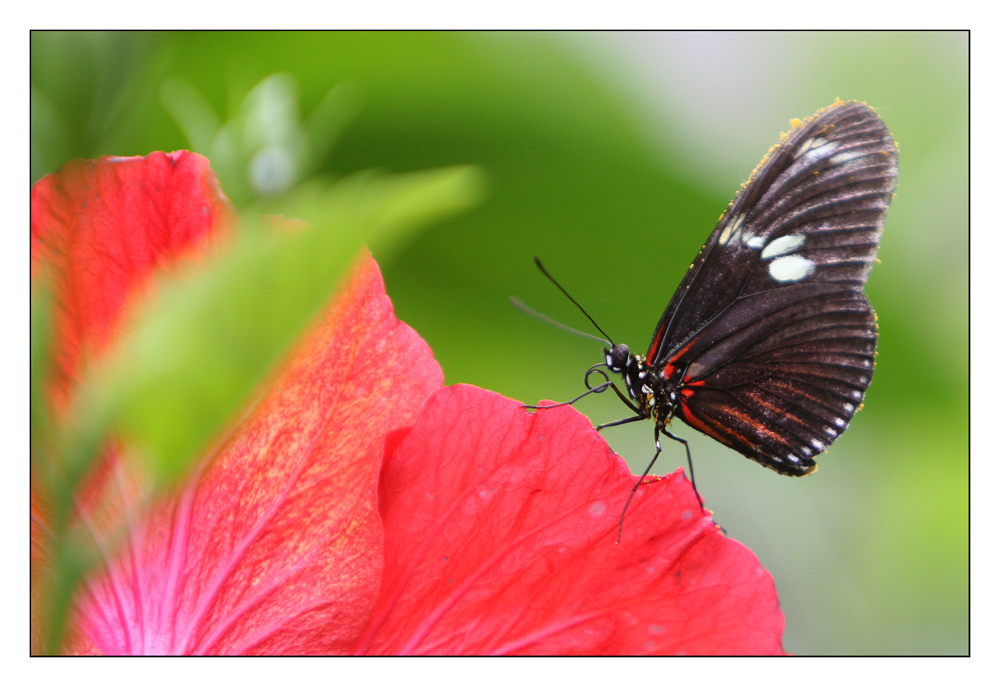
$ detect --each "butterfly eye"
[607,343,630,371]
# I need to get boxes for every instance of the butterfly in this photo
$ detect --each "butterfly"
[526,100,897,530]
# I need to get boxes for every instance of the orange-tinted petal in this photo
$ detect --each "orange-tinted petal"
[72,254,442,654]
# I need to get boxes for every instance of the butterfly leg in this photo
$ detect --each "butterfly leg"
[616,429,663,543]
[596,414,644,432]
[659,429,705,512]
[607,381,643,415]
[521,381,612,410]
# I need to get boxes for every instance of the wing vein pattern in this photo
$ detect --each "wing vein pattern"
[650,100,897,475]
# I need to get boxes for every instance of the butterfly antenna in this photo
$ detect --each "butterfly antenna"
[533,257,616,345]
[510,297,612,346]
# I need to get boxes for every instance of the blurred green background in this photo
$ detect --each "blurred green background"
[31,31,968,655]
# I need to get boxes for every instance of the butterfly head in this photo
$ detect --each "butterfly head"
[601,344,647,406]
[604,343,640,399]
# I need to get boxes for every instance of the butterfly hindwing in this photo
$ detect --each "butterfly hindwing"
[678,289,877,473]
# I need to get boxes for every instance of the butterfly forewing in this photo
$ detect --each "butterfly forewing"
[648,101,897,365]
[649,101,897,473]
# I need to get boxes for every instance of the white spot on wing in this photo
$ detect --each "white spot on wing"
[810,140,839,158]
[719,213,746,246]
[795,138,816,159]
[843,403,855,413]
[834,417,847,427]
[761,234,806,259]
[745,235,765,249]
[768,255,816,282]
[811,438,825,451]
[825,426,838,436]
[795,136,837,160]
[829,149,866,165]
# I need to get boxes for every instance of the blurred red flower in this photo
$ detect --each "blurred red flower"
[30,151,785,655]
[30,151,233,409]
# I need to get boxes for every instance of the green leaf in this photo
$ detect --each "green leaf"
[30,278,55,467]
[69,164,484,485]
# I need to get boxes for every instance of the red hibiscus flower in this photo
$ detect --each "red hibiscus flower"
[30,151,786,655]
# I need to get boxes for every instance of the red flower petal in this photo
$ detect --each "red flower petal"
[30,151,232,406]
[72,254,443,654]
[356,385,785,655]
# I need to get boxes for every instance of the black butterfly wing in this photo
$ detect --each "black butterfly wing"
[650,101,897,474]
[674,286,876,474]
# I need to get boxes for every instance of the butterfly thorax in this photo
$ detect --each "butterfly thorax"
[604,344,679,429]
